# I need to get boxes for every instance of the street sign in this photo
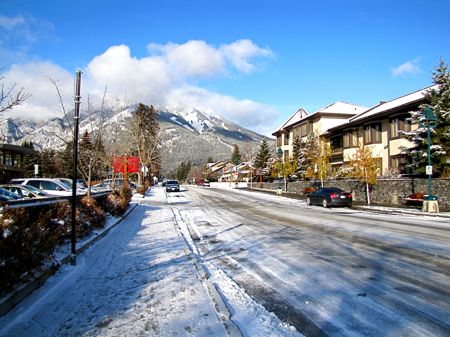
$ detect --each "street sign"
[426,165,433,175]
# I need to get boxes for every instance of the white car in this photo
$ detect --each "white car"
[10,178,85,196]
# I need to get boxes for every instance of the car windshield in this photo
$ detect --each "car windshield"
[23,185,48,196]
[0,188,21,199]
[57,179,73,189]
[166,180,179,185]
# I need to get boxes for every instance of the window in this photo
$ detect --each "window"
[343,130,358,148]
[27,181,40,189]
[284,133,290,145]
[375,157,383,176]
[390,155,412,174]
[330,136,343,152]
[41,181,61,191]
[390,117,411,139]
[364,123,382,144]
[300,123,310,137]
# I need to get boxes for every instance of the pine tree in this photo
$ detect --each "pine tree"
[406,59,450,177]
[255,140,270,169]
[292,136,302,165]
[231,144,241,165]
[130,103,161,181]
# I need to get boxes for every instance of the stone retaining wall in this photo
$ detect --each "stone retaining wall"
[255,178,450,211]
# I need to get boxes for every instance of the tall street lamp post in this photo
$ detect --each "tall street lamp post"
[71,70,82,265]
[277,147,283,193]
[421,107,439,212]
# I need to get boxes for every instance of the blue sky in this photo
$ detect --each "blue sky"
[1,0,449,135]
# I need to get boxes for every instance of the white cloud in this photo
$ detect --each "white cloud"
[147,40,224,78]
[392,60,422,76]
[0,15,25,30]
[0,15,54,65]
[4,62,73,120]
[166,85,279,133]
[220,39,274,73]
[4,40,277,134]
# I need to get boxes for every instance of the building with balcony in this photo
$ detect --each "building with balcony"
[272,102,367,160]
[324,85,436,175]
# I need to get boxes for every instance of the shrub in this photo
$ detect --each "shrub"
[0,190,129,293]
[0,208,62,292]
[101,187,132,216]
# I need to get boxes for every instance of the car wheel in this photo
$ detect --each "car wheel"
[322,198,328,208]
[306,197,311,206]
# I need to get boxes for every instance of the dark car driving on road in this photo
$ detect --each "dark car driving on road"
[165,180,180,192]
[306,187,352,208]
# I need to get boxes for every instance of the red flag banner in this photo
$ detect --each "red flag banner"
[112,156,140,173]
[127,156,140,173]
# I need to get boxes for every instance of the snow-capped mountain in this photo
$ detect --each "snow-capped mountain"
[1,105,272,175]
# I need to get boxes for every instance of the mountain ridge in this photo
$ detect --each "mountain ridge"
[1,105,273,175]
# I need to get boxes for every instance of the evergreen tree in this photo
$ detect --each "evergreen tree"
[406,59,450,177]
[231,144,241,165]
[133,104,160,180]
[255,140,270,169]
[176,161,191,182]
[292,136,302,165]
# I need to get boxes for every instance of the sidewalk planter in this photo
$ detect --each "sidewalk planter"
[423,195,439,213]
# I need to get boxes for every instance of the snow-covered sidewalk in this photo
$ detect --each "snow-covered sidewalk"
[0,187,303,337]
[0,189,229,336]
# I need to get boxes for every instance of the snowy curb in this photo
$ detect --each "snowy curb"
[173,211,244,337]
[0,202,139,317]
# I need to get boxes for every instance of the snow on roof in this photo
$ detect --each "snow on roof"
[272,108,308,134]
[313,101,368,115]
[349,85,437,122]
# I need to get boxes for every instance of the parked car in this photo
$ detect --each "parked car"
[10,178,83,196]
[202,180,210,187]
[1,184,50,198]
[0,187,23,202]
[306,187,352,208]
[103,178,137,191]
[90,182,113,193]
[165,180,180,192]
[57,178,88,192]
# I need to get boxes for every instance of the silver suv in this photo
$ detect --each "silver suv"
[10,178,85,196]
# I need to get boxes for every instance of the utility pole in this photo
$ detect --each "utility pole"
[71,70,82,265]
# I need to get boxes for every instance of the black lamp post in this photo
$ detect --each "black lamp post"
[420,107,438,199]
[71,70,82,265]
[277,147,283,191]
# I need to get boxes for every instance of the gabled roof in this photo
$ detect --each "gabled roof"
[313,101,368,115]
[349,85,437,123]
[272,108,308,135]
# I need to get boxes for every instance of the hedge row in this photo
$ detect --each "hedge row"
[0,188,132,294]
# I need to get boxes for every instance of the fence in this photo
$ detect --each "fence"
[252,178,450,211]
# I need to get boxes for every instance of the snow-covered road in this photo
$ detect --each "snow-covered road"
[1,185,449,337]
[179,185,450,336]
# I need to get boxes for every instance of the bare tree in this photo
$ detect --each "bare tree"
[0,71,31,115]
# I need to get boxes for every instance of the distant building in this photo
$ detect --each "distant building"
[0,144,39,183]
